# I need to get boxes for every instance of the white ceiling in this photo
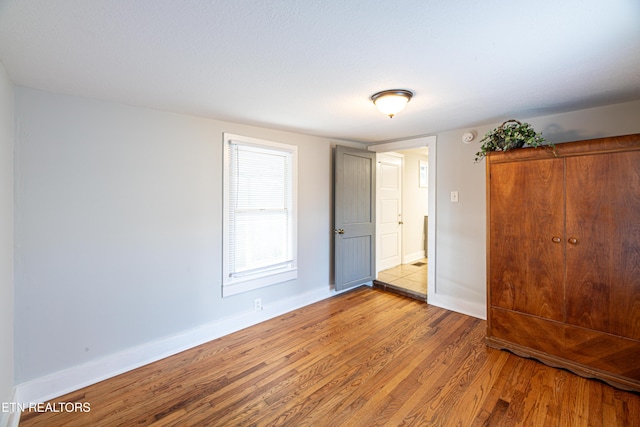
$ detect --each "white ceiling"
[1,0,639,143]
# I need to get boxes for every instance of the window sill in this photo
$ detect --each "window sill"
[222,269,297,297]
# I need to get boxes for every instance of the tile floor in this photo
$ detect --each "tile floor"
[376,258,427,296]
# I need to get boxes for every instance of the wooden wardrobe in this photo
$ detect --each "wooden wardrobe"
[485,133,640,392]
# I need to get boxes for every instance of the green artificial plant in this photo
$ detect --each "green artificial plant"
[475,119,552,162]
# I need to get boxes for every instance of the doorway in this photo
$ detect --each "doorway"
[376,148,429,300]
[368,136,436,302]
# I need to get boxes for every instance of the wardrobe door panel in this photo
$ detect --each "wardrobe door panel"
[565,151,640,339]
[489,158,565,321]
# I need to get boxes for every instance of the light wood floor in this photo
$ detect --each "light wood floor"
[20,287,640,426]
[377,258,427,295]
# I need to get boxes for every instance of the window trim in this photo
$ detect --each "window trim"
[222,133,298,297]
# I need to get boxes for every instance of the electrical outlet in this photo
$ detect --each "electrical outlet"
[254,298,263,312]
[450,191,459,203]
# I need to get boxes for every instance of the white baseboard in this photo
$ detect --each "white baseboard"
[428,293,486,320]
[402,251,425,265]
[15,285,350,405]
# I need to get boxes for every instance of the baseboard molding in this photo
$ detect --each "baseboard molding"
[402,251,425,265]
[15,284,350,405]
[428,293,486,320]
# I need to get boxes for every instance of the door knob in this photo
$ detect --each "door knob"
[568,237,578,245]
[334,228,345,235]
[551,236,561,243]
[398,221,404,225]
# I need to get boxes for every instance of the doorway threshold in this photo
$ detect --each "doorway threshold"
[372,280,427,303]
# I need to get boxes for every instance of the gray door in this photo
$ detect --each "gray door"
[334,145,376,291]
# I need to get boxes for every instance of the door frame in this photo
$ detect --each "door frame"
[367,135,436,298]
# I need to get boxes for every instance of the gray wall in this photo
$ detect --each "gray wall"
[0,62,14,415]
[432,100,640,317]
[13,87,340,383]
[11,83,640,389]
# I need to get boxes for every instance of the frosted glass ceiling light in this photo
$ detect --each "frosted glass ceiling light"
[370,89,413,118]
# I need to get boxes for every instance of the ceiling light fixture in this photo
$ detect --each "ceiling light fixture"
[370,89,414,118]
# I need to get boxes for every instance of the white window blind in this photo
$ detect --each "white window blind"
[223,134,297,296]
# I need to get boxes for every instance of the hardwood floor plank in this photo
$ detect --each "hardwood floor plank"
[299,310,446,426]
[440,346,511,427]
[559,372,590,427]
[189,293,421,426]
[470,350,519,427]
[374,315,488,426]
[250,301,435,426]
[410,320,493,426]
[588,381,605,427]
[20,287,640,427]
[517,363,557,427]
[542,370,572,427]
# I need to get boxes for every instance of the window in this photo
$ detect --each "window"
[222,134,297,297]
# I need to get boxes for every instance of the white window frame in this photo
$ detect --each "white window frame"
[222,133,298,297]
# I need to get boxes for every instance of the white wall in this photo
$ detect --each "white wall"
[0,61,14,424]
[400,151,428,263]
[431,100,640,319]
[13,87,349,392]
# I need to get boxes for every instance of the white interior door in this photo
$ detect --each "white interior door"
[377,153,403,271]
